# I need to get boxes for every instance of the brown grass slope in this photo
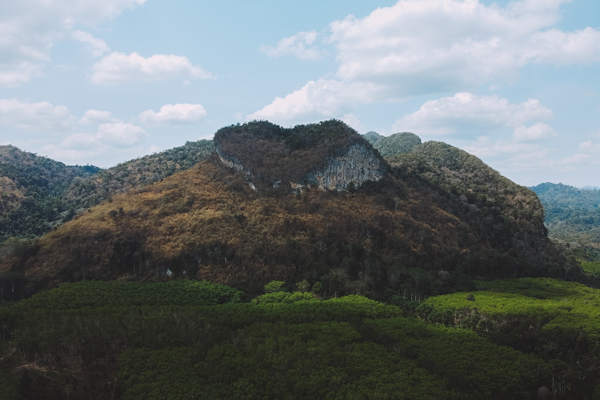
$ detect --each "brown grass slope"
[1,145,569,299]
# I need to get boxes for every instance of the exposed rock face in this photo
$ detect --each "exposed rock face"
[214,121,386,193]
[298,144,385,191]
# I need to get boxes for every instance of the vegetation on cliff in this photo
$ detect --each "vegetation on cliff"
[215,120,382,192]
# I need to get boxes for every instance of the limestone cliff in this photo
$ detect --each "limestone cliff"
[214,120,386,193]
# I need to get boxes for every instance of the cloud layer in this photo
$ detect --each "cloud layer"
[0,98,73,131]
[391,92,554,136]
[0,0,146,86]
[260,31,323,60]
[252,0,600,123]
[138,104,207,126]
[90,52,214,85]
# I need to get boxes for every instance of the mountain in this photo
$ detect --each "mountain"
[0,145,100,242]
[581,186,600,191]
[0,140,214,243]
[362,131,383,145]
[530,182,600,256]
[372,132,421,157]
[0,120,569,301]
[63,139,214,212]
[215,120,385,192]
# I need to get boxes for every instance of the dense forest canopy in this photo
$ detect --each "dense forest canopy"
[530,182,600,257]
[0,145,99,242]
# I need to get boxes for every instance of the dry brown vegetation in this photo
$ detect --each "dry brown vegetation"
[1,142,569,298]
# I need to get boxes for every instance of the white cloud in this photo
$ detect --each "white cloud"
[80,109,119,124]
[260,31,323,60]
[55,122,147,151]
[138,103,207,126]
[513,122,557,142]
[254,0,600,122]
[329,0,600,93]
[0,0,146,86]
[0,98,74,131]
[340,114,366,133]
[71,30,110,57]
[90,52,214,85]
[95,122,148,147]
[247,79,382,125]
[391,92,554,136]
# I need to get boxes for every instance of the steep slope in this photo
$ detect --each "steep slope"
[0,122,569,301]
[373,132,421,157]
[530,182,600,254]
[387,141,568,278]
[0,145,99,241]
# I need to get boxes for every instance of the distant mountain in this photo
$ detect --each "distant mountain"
[64,139,214,212]
[581,186,600,191]
[361,131,422,157]
[530,182,600,255]
[0,145,99,241]
[362,131,383,145]
[0,140,214,243]
[1,121,568,300]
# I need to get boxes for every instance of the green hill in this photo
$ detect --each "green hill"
[373,132,421,157]
[0,145,99,241]
[529,182,600,257]
[362,131,383,145]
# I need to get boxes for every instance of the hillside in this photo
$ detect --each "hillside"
[63,139,214,212]
[0,121,569,302]
[0,140,214,243]
[530,182,600,256]
[0,145,99,242]
[362,131,383,145]
[373,132,421,157]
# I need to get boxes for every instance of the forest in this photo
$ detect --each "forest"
[530,182,600,259]
[1,120,599,399]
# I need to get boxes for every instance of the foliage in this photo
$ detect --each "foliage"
[264,280,285,293]
[6,280,243,312]
[361,131,383,145]
[63,139,214,212]
[0,279,548,399]
[0,145,99,241]
[372,132,421,157]
[530,182,600,257]
[424,277,600,398]
[0,133,571,301]
[388,141,570,280]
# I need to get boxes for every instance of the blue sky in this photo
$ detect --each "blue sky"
[0,0,599,187]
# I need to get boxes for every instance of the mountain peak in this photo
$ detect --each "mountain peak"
[214,120,386,192]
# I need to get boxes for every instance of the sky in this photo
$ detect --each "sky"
[0,0,599,187]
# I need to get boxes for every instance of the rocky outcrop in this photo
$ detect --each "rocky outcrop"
[294,144,385,192]
[214,120,387,193]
